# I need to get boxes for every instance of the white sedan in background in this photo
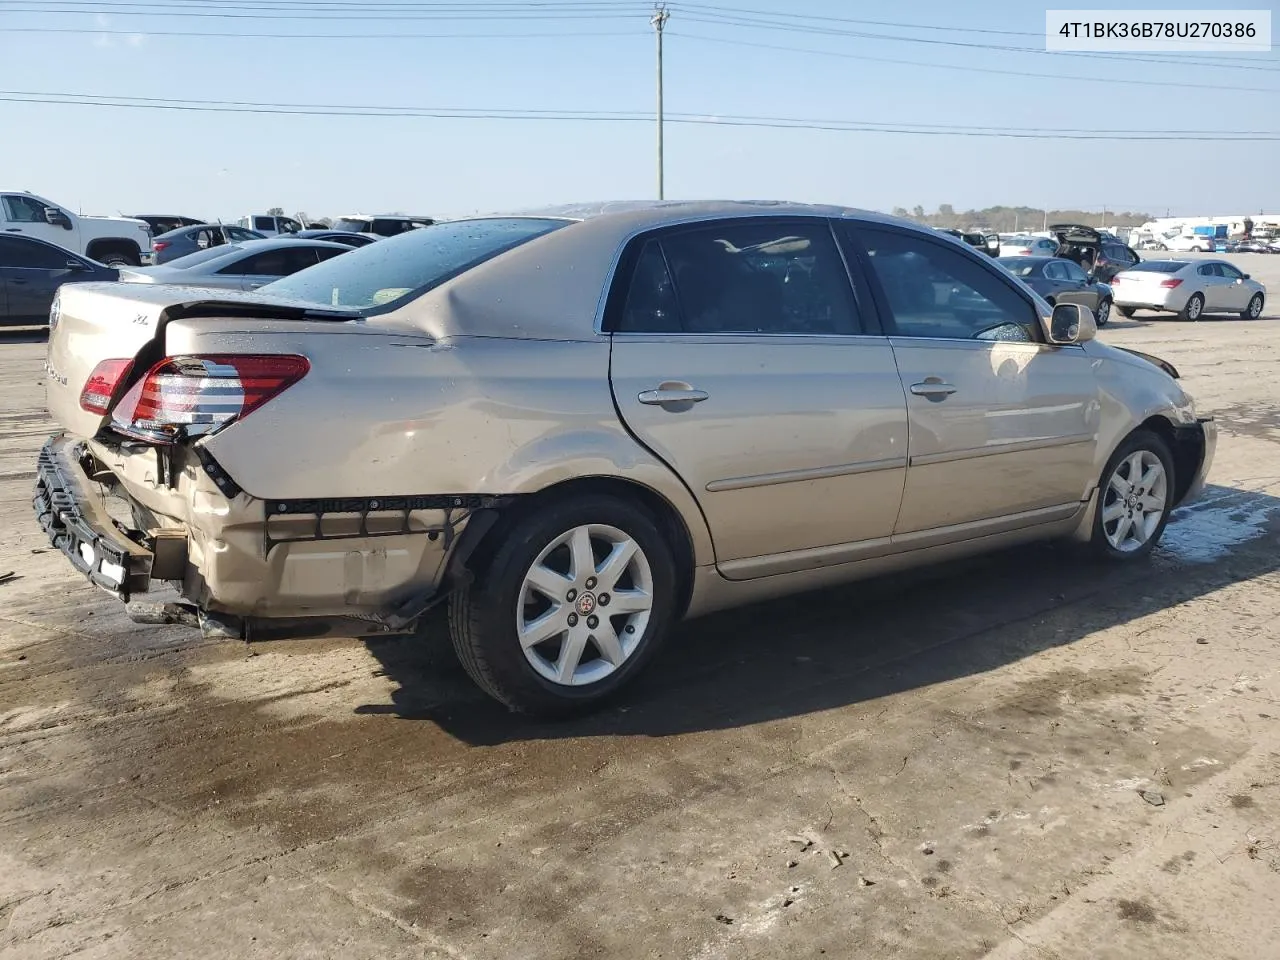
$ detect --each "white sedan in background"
[998,235,1059,257]
[1111,259,1266,321]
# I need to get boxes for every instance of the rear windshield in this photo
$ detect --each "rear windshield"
[998,258,1041,276]
[167,244,245,268]
[331,218,370,232]
[262,217,569,311]
[1124,261,1185,274]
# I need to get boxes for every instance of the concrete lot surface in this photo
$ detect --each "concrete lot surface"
[3,254,1280,959]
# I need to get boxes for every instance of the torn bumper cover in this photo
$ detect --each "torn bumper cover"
[34,435,153,599]
[33,434,508,636]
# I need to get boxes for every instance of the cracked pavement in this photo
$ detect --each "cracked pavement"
[3,254,1280,959]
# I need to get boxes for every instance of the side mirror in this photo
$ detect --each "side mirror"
[1244,273,1251,279]
[1047,302,1095,344]
[43,207,71,229]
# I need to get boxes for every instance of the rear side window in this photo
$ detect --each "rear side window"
[253,217,274,231]
[855,227,1038,342]
[614,219,862,335]
[228,247,323,276]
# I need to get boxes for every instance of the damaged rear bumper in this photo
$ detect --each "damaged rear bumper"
[34,435,153,598]
[33,434,503,638]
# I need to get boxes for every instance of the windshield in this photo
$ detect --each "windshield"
[262,217,569,310]
[1125,261,1185,273]
[165,244,246,269]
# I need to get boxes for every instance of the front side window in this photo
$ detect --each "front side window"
[262,217,567,310]
[3,195,48,223]
[857,227,1038,343]
[1219,262,1243,280]
[638,220,861,335]
[0,236,65,269]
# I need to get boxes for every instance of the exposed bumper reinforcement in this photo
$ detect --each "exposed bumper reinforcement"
[33,435,153,599]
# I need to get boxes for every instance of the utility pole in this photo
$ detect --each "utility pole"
[652,4,670,200]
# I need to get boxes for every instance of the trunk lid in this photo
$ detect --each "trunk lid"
[45,282,357,439]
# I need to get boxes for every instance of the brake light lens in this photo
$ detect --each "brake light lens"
[79,359,134,414]
[152,241,169,253]
[1160,278,1184,288]
[111,354,309,443]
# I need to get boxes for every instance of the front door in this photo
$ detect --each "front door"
[0,237,78,322]
[1,194,74,249]
[1215,261,1251,310]
[844,225,1100,543]
[607,218,909,579]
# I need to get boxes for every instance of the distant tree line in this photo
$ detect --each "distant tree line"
[889,205,1151,232]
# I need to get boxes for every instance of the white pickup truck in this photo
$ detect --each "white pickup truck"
[2,190,153,266]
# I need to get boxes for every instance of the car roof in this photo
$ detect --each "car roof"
[387,201,979,341]
[337,213,434,221]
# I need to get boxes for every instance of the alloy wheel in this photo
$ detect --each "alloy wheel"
[1186,295,1203,320]
[1248,294,1264,319]
[516,524,654,686]
[1095,300,1111,326]
[1101,451,1168,553]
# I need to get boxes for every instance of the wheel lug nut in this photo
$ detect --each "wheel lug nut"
[567,613,578,627]
[598,593,610,607]
[566,589,577,602]
[585,577,597,590]
[587,615,599,629]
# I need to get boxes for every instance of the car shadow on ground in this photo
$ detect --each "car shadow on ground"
[0,328,49,344]
[356,483,1280,746]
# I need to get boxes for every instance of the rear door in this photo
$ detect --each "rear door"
[842,224,1099,543]
[608,217,909,579]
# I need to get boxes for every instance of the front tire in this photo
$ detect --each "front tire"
[1090,429,1175,561]
[1243,293,1264,320]
[1180,292,1205,321]
[448,494,677,716]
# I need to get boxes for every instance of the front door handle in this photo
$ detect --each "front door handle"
[637,381,709,407]
[909,380,957,399]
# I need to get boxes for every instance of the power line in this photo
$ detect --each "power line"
[672,32,1280,94]
[0,3,649,19]
[5,89,1280,139]
[1,25,640,38]
[675,10,1277,65]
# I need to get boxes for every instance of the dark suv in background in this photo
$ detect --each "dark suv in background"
[1049,223,1140,282]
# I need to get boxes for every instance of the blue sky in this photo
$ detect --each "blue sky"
[1,0,1277,220]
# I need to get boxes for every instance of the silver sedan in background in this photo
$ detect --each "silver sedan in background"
[120,238,351,291]
[1111,258,1266,321]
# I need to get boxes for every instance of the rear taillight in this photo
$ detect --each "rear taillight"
[1016,248,1032,256]
[79,359,134,415]
[1160,278,1184,288]
[152,241,169,253]
[111,354,309,443]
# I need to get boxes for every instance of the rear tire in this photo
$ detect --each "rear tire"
[1090,429,1175,562]
[1179,292,1205,322]
[1095,298,1112,327]
[448,494,677,716]
[1243,293,1264,320]
[1118,306,1136,318]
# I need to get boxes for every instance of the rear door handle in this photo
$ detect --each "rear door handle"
[909,380,957,399]
[638,382,709,406]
